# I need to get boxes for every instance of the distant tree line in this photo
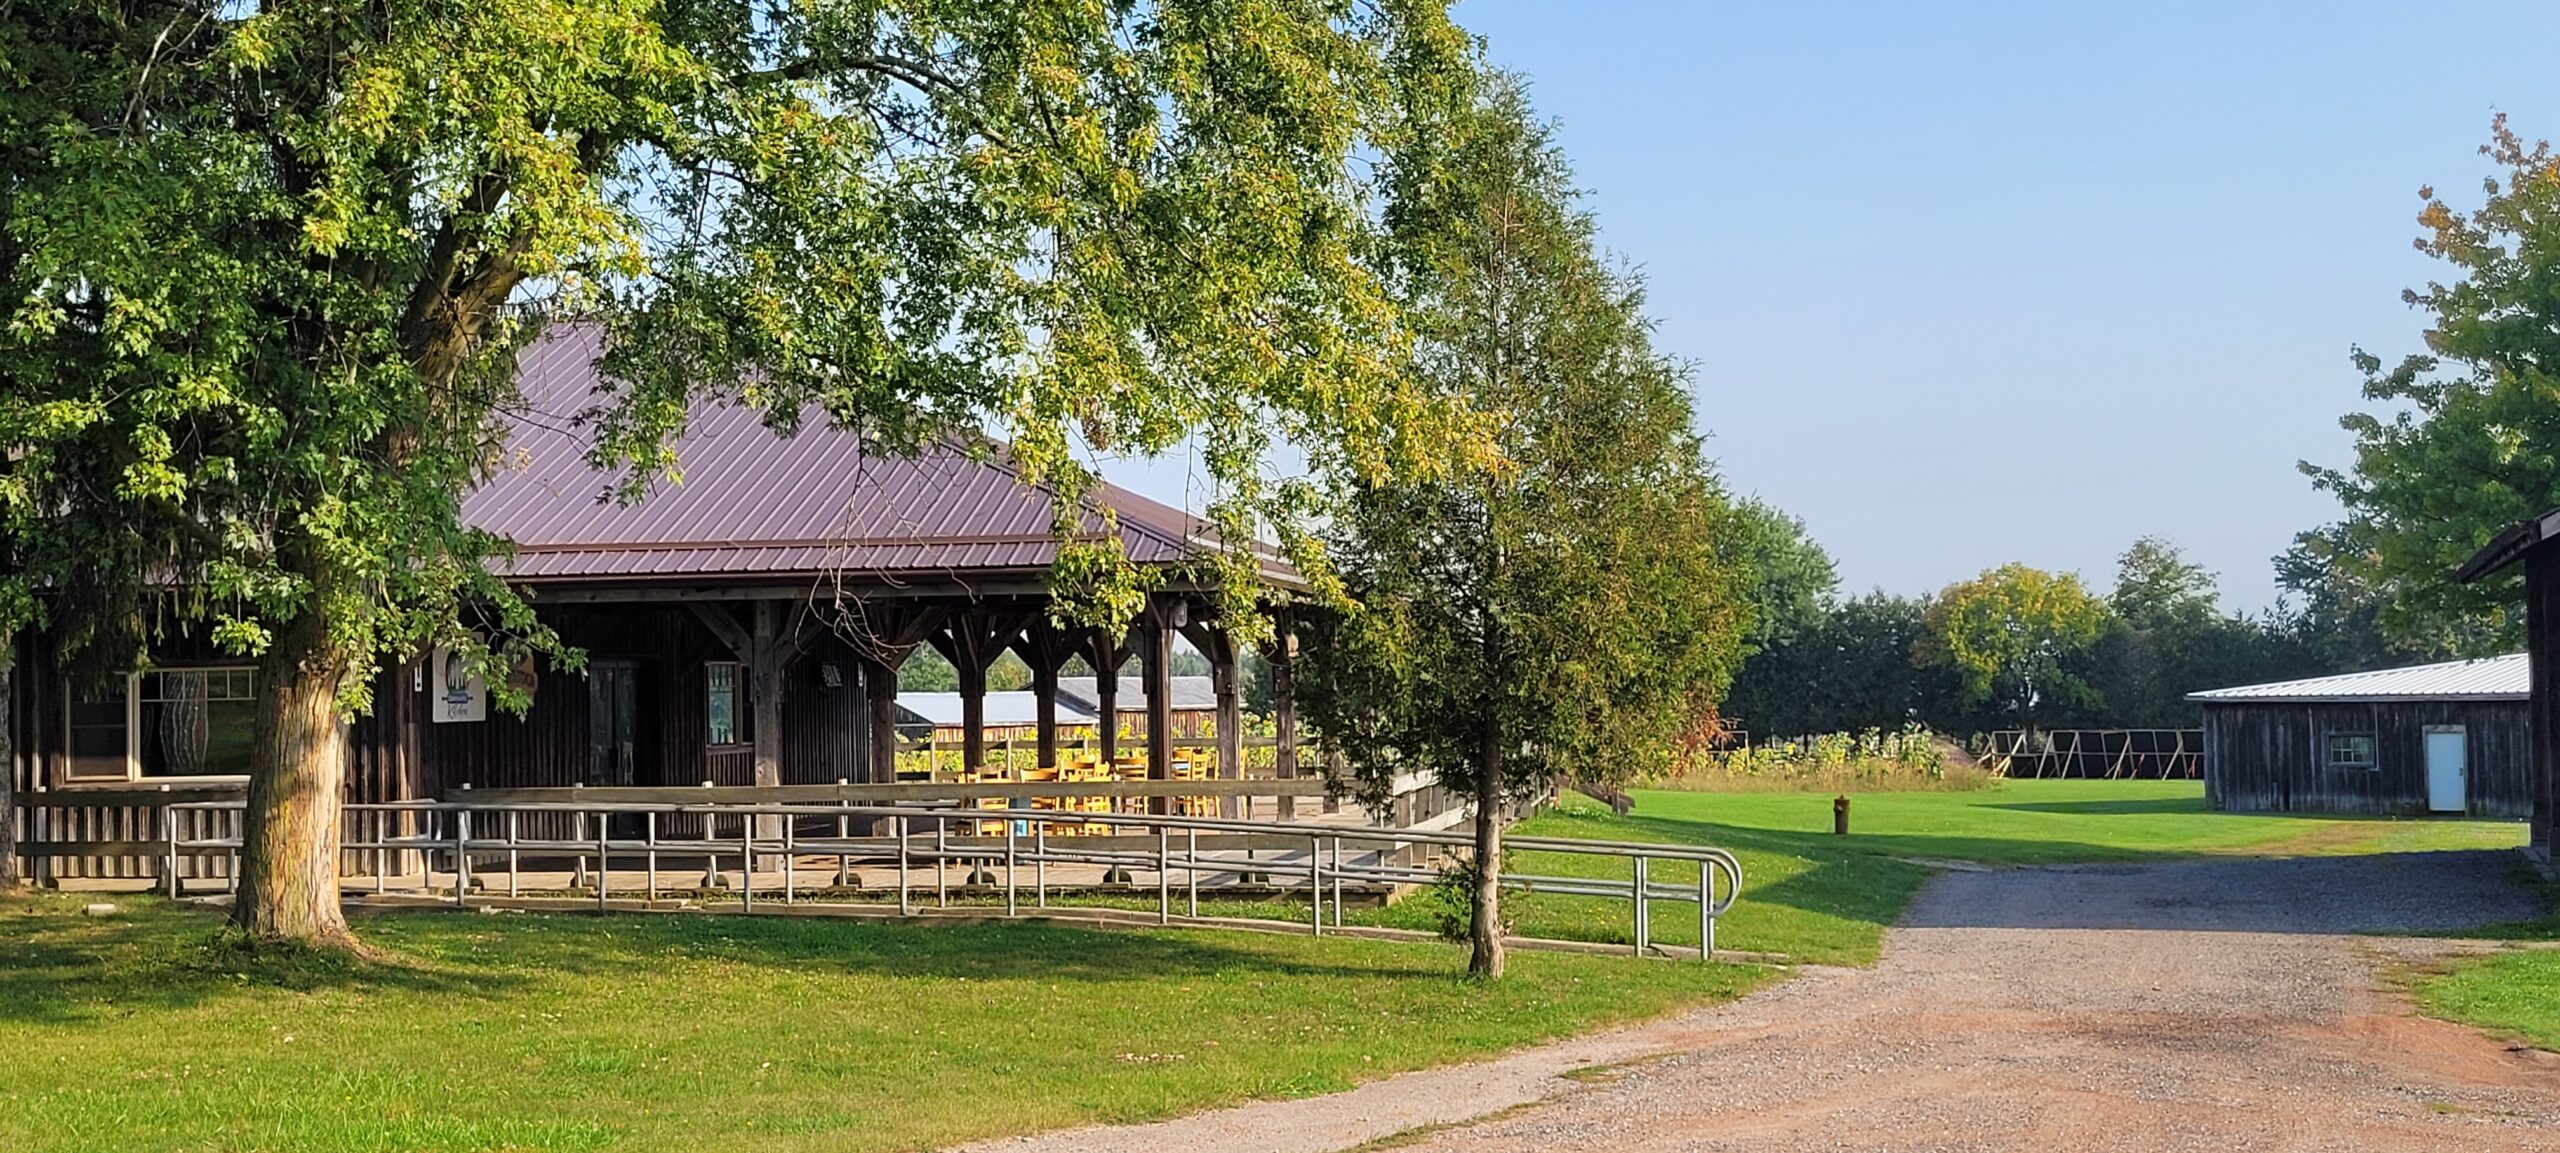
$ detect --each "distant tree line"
[1721,511,2398,740]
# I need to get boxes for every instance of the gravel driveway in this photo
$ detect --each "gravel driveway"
[1394,850,2560,1153]
[966,850,2560,1153]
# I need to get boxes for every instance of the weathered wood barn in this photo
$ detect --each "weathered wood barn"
[2455,508,2560,863]
[6,325,1313,883]
[2189,656,2532,820]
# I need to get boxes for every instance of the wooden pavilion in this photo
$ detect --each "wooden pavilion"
[6,325,1312,882]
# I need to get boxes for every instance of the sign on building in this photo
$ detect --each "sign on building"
[430,647,487,723]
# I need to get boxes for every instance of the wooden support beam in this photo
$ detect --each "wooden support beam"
[1271,609,1299,820]
[1012,619,1078,771]
[927,607,1038,776]
[1141,596,1180,813]
[1084,629,1132,765]
[1179,616,1244,818]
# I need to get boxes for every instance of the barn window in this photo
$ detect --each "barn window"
[63,667,260,783]
[2325,732,2377,771]
[705,661,746,746]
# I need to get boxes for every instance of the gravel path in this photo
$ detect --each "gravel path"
[960,850,2560,1153]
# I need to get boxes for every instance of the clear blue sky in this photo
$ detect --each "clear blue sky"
[1113,1,2560,612]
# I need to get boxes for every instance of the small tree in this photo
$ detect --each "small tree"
[1305,73,1747,979]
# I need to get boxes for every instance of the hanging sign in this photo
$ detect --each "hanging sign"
[430,647,487,723]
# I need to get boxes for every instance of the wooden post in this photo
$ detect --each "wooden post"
[834,601,946,786]
[1179,615,1243,818]
[861,658,901,782]
[1272,611,1298,821]
[1142,598,1178,812]
[1013,620,1077,772]
[928,607,1035,777]
[749,602,785,792]
[0,633,16,889]
[1085,629,1131,767]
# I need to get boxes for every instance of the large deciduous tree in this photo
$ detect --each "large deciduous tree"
[0,0,1468,945]
[1917,563,2109,731]
[2301,115,2560,655]
[1304,72,1747,980]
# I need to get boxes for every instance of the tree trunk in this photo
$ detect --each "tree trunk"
[1469,719,1506,980]
[233,627,356,946]
[0,634,17,890]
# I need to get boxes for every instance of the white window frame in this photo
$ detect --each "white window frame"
[60,666,259,785]
[2324,730,2378,773]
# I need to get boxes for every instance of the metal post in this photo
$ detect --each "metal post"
[163,805,179,899]
[1632,855,1649,955]
[935,822,948,908]
[1034,822,1048,909]
[897,816,912,915]
[454,809,471,908]
[1005,821,1018,917]
[1158,826,1170,925]
[783,818,796,905]
[1186,827,1198,919]
[1310,834,1323,936]
[646,811,659,903]
[1331,836,1343,928]
[740,819,754,913]
[508,810,522,898]
[1698,863,1713,962]
[597,811,610,911]
[375,809,387,895]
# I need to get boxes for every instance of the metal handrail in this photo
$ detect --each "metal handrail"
[164,797,1743,960]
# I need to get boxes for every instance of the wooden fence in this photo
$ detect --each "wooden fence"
[1983,729,2203,780]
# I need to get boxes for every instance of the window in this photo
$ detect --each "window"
[63,666,258,782]
[67,681,132,781]
[706,662,745,746]
[2326,732,2377,771]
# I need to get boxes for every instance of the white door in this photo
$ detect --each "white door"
[2424,727,2467,814]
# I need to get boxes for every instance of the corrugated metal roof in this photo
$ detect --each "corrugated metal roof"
[2186,655,2528,704]
[464,326,1279,583]
[1055,675,1219,713]
[895,691,1099,728]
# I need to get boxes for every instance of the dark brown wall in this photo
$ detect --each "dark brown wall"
[2201,698,2532,818]
[2530,546,2559,856]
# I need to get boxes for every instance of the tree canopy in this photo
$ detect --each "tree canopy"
[0,0,1475,942]
[1725,498,1840,652]
[2300,115,2560,657]
[1915,563,2110,729]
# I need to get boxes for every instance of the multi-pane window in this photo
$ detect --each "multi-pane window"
[2325,732,2377,772]
[705,662,745,746]
[64,667,259,782]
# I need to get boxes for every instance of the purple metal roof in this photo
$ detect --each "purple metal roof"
[463,326,1257,583]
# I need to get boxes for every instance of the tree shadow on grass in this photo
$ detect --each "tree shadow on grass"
[381,906,1469,987]
[1980,798,2211,816]
[0,895,515,1025]
[0,892,1475,1029]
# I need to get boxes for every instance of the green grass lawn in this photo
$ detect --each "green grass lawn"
[3,779,2534,1152]
[2418,947,2560,1051]
[0,891,1768,1153]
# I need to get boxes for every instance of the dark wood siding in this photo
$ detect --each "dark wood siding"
[2202,698,2531,818]
[2530,545,2560,855]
